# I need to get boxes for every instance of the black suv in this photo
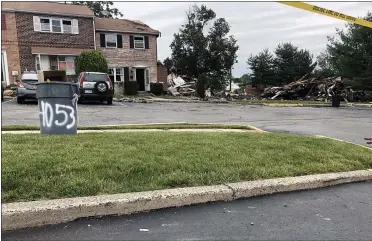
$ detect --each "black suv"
[77,72,114,105]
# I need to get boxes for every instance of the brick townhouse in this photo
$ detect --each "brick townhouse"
[95,18,160,94]
[1,1,95,83]
[1,2,161,94]
[1,6,21,86]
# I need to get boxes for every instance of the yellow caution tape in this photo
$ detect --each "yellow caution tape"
[277,2,372,29]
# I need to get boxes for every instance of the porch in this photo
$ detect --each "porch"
[108,66,151,97]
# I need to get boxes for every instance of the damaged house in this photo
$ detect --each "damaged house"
[95,18,161,96]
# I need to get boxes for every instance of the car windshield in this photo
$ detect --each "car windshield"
[84,73,107,82]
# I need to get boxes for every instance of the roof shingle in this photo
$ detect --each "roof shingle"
[95,18,159,35]
[1,1,94,17]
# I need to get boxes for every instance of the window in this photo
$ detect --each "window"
[134,36,145,49]
[108,68,124,82]
[51,19,61,32]
[62,20,72,33]
[40,18,50,32]
[39,18,72,33]
[58,56,75,75]
[105,34,117,48]
[115,68,123,81]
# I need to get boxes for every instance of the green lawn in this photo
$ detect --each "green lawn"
[1,123,255,131]
[2,132,371,203]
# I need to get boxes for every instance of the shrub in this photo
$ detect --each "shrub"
[150,82,164,96]
[196,73,207,98]
[124,81,138,95]
[75,50,108,75]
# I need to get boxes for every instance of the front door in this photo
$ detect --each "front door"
[136,68,145,91]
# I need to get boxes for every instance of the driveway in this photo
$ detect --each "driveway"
[2,100,372,145]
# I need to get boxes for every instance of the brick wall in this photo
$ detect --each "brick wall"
[157,63,168,83]
[15,12,94,73]
[96,32,158,82]
[1,12,21,85]
[245,84,265,96]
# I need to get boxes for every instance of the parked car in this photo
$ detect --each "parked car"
[16,71,39,104]
[77,72,114,105]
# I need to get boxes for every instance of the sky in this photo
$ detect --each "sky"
[113,1,371,77]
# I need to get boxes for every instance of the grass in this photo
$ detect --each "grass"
[1,123,256,131]
[2,132,372,203]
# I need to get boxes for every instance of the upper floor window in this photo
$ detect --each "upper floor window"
[105,34,117,48]
[100,33,122,48]
[34,16,78,34]
[134,36,144,49]
[130,35,149,50]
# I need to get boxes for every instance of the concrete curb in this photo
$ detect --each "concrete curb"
[2,170,371,231]
[1,129,263,135]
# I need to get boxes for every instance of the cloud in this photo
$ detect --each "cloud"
[114,2,370,77]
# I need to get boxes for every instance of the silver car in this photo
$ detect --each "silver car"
[16,71,38,104]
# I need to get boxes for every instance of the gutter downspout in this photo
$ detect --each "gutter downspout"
[93,17,96,50]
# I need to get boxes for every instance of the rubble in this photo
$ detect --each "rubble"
[261,76,345,101]
[167,73,196,96]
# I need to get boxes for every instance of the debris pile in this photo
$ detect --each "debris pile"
[167,73,196,96]
[261,76,345,100]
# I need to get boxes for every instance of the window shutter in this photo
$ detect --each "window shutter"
[144,36,149,49]
[117,34,123,48]
[1,14,6,30]
[72,19,79,34]
[33,16,41,32]
[124,67,129,82]
[100,34,106,47]
[130,35,134,49]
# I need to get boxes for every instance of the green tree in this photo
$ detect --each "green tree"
[247,49,276,86]
[196,73,207,98]
[274,42,313,84]
[75,50,108,75]
[325,12,372,89]
[163,57,173,74]
[72,1,123,18]
[239,74,252,86]
[313,51,336,78]
[170,4,239,91]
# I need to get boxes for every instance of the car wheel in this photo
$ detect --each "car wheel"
[17,97,25,104]
[77,98,83,104]
[107,98,113,105]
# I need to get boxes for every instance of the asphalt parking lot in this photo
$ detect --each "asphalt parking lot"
[2,99,372,146]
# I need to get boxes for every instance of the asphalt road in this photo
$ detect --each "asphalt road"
[3,181,372,240]
[2,100,372,145]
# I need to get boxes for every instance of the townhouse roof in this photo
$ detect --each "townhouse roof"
[1,1,94,18]
[95,18,160,36]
